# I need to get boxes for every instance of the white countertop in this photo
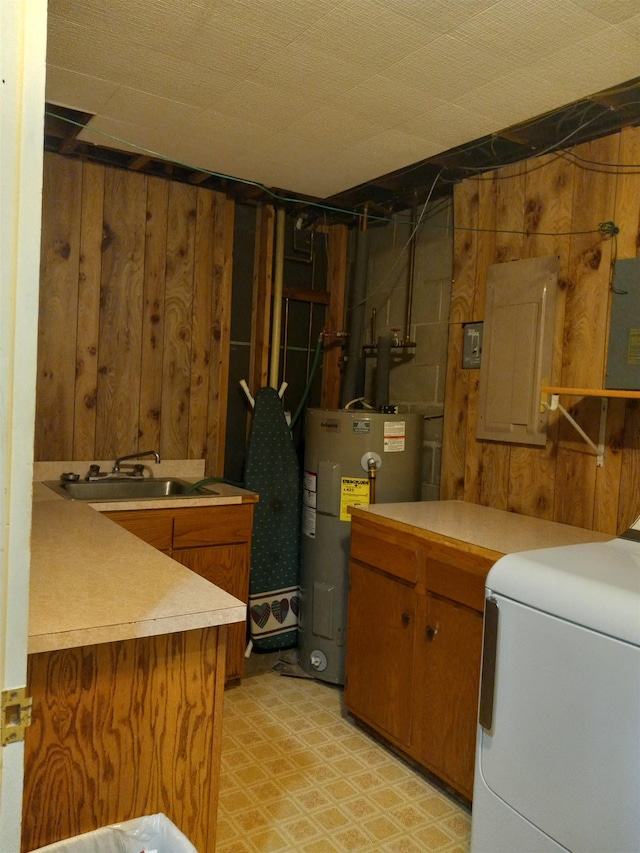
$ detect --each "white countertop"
[352,500,613,556]
[29,461,256,654]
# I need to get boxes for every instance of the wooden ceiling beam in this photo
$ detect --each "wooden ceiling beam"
[130,155,151,171]
[188,171,211,185]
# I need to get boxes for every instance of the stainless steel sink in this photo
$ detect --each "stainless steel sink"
[43,478,219,501]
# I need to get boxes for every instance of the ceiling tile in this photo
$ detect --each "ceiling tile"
[211,81,324,130]
[569,0,640,24]
[100,88,204,129]
[46,68,118,114]
[453,0,604,64]
[400,103,497,150]
[331,76,446,126]
[294,2,438,69]
[390,0,503,31]
[536,26,640,101]
[78,116,145,155]
[46,1,640,201]
[380,33,525,98]
[245,43,369,99]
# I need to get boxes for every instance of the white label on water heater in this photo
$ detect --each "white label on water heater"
[303,471,317,493]
[384,420,406,452]
[302,504,316,538]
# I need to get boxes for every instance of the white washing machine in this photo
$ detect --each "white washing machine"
[471,535,640,853]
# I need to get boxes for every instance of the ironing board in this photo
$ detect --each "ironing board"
[244,386,300,650]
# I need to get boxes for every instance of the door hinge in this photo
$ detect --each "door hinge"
[1,687,32,745]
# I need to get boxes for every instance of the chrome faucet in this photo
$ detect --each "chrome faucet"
[112,450,161,474]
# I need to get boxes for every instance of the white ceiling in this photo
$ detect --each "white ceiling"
[46,0,640,200]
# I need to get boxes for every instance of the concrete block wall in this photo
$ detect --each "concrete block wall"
[359,199,453,501]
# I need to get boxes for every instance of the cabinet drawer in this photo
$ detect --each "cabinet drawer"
[350,518,419,584]
[173,504,252,547]
[104,509,174,551]
[424,540,494,612]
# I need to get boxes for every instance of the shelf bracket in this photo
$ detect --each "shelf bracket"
[543,394,607,467]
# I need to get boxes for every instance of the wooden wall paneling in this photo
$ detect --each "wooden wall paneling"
[562,136,620,389]
[509,154,575,519]
[473,171,498,320]
[554,135,620,528]
[480,164,526,510]
[160,183,197,460]
[463,172,497,504]
[35,154,82,460]
[139,176,168,453]
[249,204,274,397]
[321,223,348,410]
[441,322,468,500]
[618,399,640,533]
[612,126,640,533]
[450,179,480,323]
[205,195,234,477]
[441,180,480,498]
[594,397,626,533]
[73,162,104,460]
[613,125,640,258]
[188,188,216,461]
[461,368,482,504]
[95,169,147,459]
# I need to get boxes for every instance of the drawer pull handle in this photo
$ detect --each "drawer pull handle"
[426,625,438,641]
[401,612,411,626]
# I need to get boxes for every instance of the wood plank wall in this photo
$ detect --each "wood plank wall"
[442,127,640,536]
[35,153,234,476]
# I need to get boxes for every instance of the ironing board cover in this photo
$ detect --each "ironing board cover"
[244,386,300,650]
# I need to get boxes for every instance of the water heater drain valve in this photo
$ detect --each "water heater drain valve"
[360,451,381,473]
[310,650,328,671]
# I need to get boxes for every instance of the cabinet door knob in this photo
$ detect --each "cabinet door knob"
[401,612,411,626]
[426,625,438,640]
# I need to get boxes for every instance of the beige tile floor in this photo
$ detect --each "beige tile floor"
[216,660,471,853]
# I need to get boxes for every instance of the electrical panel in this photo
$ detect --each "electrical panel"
[605,258,640,391]
[477,255,559,446]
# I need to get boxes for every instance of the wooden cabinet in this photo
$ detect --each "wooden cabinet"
[345,513,492,801]
[105,503,253,681]
[23,626,226,853]
[346,561,417,747]
[413,593,483,797]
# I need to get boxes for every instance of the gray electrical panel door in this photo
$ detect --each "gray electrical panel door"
[605,258,640,390]
[477,255,558,446]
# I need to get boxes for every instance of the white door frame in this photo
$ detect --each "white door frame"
[0,1,47,848]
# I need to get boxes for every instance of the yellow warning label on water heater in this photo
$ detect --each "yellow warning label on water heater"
[340,477,370,522]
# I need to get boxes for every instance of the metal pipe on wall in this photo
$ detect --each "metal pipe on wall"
[404,196,418,343]
[340,215,370,407]
[375,335,392,409]
[269,208,286,389]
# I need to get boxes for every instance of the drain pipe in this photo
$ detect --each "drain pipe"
[340,209,370,408]
[404,195,418,344]
[375,335,392,409]
[270,208,286,389]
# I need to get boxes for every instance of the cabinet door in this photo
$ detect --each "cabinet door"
[414,593,483,799]
[174,544,249,682]
[344,561,416,748]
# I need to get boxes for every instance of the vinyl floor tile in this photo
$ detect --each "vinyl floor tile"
[216,669,471,853]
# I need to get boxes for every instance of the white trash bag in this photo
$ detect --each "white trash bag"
[30,813,198,853]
